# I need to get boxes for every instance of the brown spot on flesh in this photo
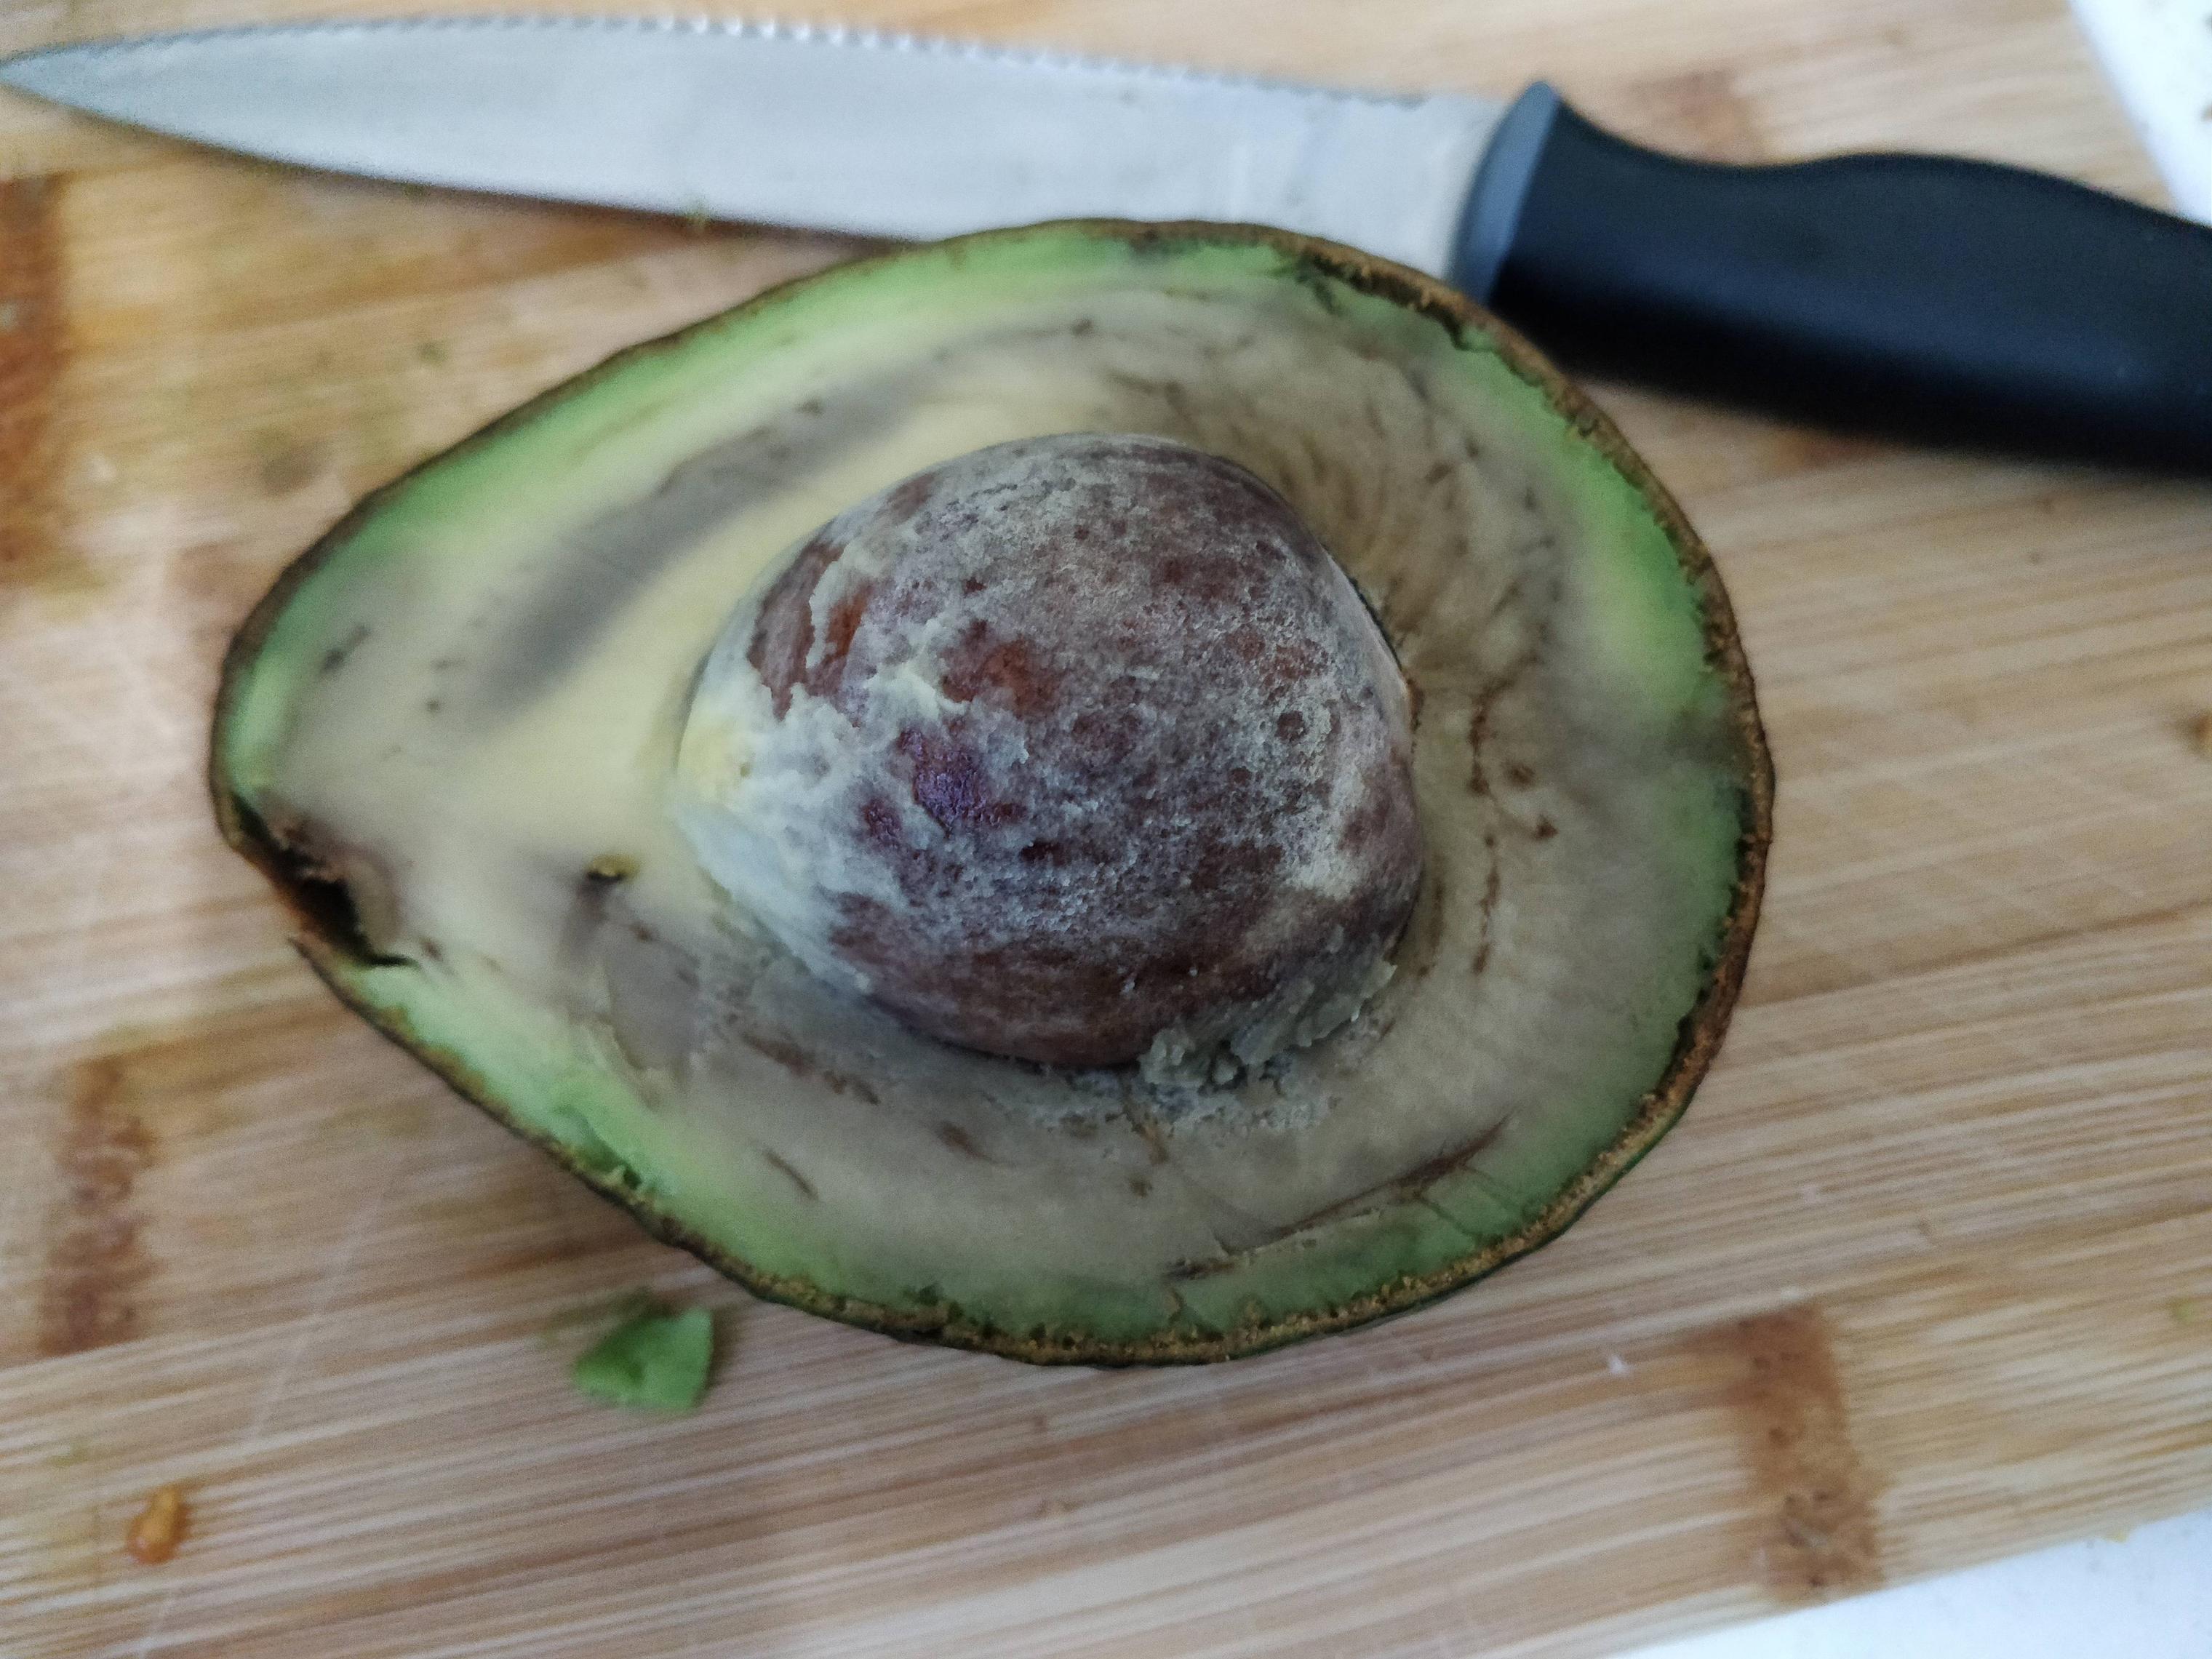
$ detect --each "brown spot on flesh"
[741,1031,880,1106]
[1394,1122,1508,1190]
[1388,863,1449,985]
[559,863,618,979]
[1123,1103,1171,1166]
[319,623,370,677]
[935,1122,989,1161]
[762,1150,818,1201]
[1467,649,1538,797]
[1472,831,1503,978]
[38,1057,156,1357]
[259,810,407,962]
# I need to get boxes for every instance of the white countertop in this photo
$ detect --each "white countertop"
[1623,1508,2212,1657]
[2072,0,2212,219]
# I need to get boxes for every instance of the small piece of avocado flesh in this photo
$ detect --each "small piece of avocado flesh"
[572,1306,714,1411]
[214,223,1769,1364]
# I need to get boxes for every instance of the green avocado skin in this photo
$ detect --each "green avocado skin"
[212,222,1771,1366]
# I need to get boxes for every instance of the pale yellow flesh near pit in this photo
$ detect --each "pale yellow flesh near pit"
[218,227,1749,1351]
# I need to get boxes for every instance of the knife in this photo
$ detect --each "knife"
[5,17,2209,472]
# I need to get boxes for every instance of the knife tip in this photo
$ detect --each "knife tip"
[0,41,82,96]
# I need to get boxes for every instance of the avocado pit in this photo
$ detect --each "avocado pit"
[674,433,1423,1082]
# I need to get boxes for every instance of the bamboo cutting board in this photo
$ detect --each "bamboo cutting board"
[4,2,2209,1655]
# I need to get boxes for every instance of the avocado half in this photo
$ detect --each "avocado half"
[213,222,1770,1364]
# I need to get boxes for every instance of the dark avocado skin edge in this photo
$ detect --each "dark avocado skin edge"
[211,220,1773,1367]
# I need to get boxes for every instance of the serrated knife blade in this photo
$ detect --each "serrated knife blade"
[5,15,2211,471]
[0,17,1505,279]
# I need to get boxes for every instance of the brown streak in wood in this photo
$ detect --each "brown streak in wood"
[27,990,384,1358]
[1721,1306,1886,1603]
[256,434,330,497]
[38,1056,156,1357]
[0,175,82,596]
[1623,68,1770,162]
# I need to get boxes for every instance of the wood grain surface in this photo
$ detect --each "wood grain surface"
[3,2,2209,1655]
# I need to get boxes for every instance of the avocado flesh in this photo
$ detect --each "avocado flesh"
[215,223,1768,1362]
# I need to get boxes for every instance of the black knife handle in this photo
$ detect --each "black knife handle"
[1453,84,2212,473]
